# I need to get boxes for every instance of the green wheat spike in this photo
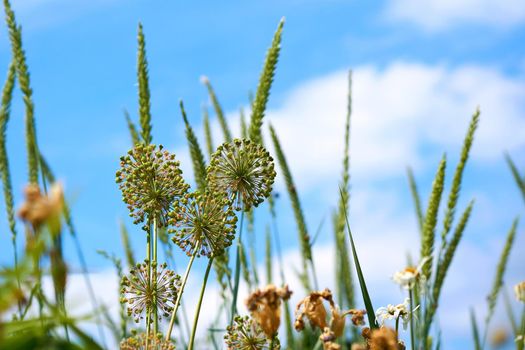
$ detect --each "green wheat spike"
[239,239,252,290]
[180,100,207,191]
[0,62,17,244]
[137,23,152,144]
[4,0,40,184]
[202,76,232,142]
[269,124,312,289]
[248,18,284,145]
[265,224,272,284]
[505,153,525,203]
[483,217,519,346]
[203,105,214,158]
[439,109,479,247]
[119,220,136,268]
[334,71,356,313]
[124,109,140,145]
[433,200,474,298]
[420,154,446,280]
[407,167,424,235]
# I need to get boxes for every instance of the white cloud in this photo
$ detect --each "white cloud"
[261,62,525,192]
[384,0,525,31]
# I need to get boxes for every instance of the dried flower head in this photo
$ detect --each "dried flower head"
[120,261,181,323]
[362,327,405,350]
[295,289,332,331]
[116,144,189,228]
[320,327,341,350]
[245,284,292,338]
[18,183,64,228]
[515,281,525,303]
[120,332,175,350]
[225,315,279,350]
[169,191,237,258]
[330,308,367,338]
[207,138,276,211]
[375,298,417,331]
[490,327,509,348]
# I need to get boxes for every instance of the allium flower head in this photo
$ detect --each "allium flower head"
[169,191,237,258]
[120,332,175,350]
[207,138,276,211]
[224,315,279,350]
[245,284,292,338]
[515,281,525,302]
[116,144,189,228]
[120,261,181,323]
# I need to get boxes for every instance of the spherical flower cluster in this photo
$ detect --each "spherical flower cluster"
[224,315,279,350]
[120,332,175,350]
[207,138,276,211]
[115,144,189,228]
[120,261,181,323]
[169,191,237,258]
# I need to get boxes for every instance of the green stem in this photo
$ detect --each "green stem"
[146,229,151,340]
[230,209,245,325]
[269,334,276,350]
[153,218,158,334]
[188,257,214,350]
[410,289,416,350]
[395,315,401,338]
[166,245,200,341]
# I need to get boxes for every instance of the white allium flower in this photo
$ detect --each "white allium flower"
[375,298,417,330]
[392,257,429,290]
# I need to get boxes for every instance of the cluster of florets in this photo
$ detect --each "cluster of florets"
[120,261,181,323]
[169,191,237,258]
[116,143,189,228]
[224,315,279,350]
[207,138,276,211]
[119,332,175,350]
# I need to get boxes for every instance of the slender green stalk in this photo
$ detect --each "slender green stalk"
[120,220,135,268]
[502,287,518,335]
[202,77,232,142]
[146,229,151,337]
[269,334,277,350]
[181,100,207,191]
[407,167,424,235]
[471,308,482,350]
[505,153,525,203]
[153,217,159,334]
[409,289,416,350]
[230,209,245,324]
[248,18,284,145]
[188,257,214,350]
[265,225,272,284]
[124,109,140,145]
[203,105,214,158]
[166,245,200,341]
[137,23,152,144]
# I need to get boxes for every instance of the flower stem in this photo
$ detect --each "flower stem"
[146,229,151,341]
[269,334,276,350]
[230,209,245,325]
[188,257,214,350]
[409,290,416,350]
[395,315,401,339]
[166,245,199,341]
[153,217,158,334]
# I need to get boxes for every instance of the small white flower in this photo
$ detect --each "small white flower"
[514,281,525,302]
[375,298,418,330]
[392,257,429,290]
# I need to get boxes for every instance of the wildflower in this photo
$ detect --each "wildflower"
[225,315,279,350]
[392,257,429,290]
[295,289,332,331]
[245,284,292,338]
[515,281,525,302]
[207,138,276,211]
[120,261,181,323]
[330,308,366,338]
[362,327,406,350]
[120,332,175,350]
[116,143,188,228]
[169,191,237,258]
[18,182,64,228]
[320,327,340,350]
[375,298,416,330]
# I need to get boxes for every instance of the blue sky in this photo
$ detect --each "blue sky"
[1,0,525,348]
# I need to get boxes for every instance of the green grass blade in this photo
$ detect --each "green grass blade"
[240,108,248,138]
[203,105,214,158]
[265,224,272,284]
[339,187,377,328]
[483,217,519,347]
[269,124,311,290]
[119,220,135,268]
[180,100,207,191]
[123,109,140,145]
[505,153,525,204]
[407,167,424,235]
[439,110,479,251]
[201,76,232,142]
[4,0,40,184]
[502,286,518,335]
[248,18,284,145]
[137,23,152,144]
[421,155,447,280]
[470,308,482,350]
